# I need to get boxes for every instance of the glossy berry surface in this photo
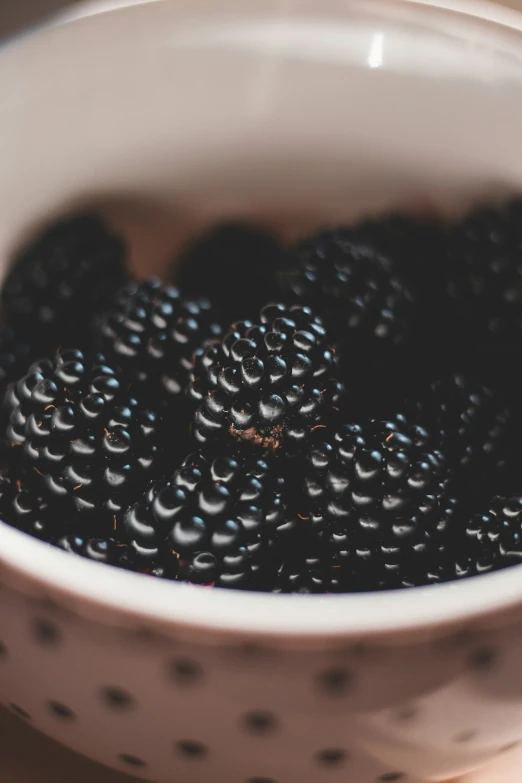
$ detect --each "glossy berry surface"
[56,534,120,566]
[97,278,222,407]
[123,449,289,589]
[294,416,452,590]
[4,349,164,530]
[1,213,127,352]
[409,374,512,477]
[452,495,522,579]
[2,206,522,595]
[189,303,342,451]
[278,231,414,355]
[0,474,59,542]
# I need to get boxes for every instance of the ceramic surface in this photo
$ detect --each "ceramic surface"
[4,1,522,781]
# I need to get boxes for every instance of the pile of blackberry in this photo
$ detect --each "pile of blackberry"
[1,203,522,593]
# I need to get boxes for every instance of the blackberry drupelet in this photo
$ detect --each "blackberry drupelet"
[56,534,120,566]
[0,326,32,397]
[1,212,127,351]
[277,230,414,355]
[348,212,443,294]
[0,474,59,542]
[189,303,342,451]
[452,496,522,578]
[443,198,522,346]
[272,543,342,594]
[409,374,512,480]
[123,448,289,589]
[4,348,164,529]
[295,416,453,591]
[176,222,284,322]
[97,278,222,407]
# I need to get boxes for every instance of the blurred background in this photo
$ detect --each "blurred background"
[0,1,81,40]
[1,0,522,42]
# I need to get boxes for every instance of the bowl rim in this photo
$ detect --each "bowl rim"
[3,0,522,639]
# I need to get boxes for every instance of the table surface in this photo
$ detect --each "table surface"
[3,0,522,781]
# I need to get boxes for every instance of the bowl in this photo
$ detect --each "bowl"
[3,1,522,781]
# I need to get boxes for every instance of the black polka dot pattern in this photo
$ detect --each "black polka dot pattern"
[242,711,277,734]
[453,730,477,743]
[101,686,134,709]
[318,668,351,695]
[48,701,76,720]
[316,748,347,766]
[246,778,277,783]
[32,617,61,646]
[10,703,31,720]
[169,658,203,685]
[176,739,207,759]
[469,648,497,671]
[119,754,147,767]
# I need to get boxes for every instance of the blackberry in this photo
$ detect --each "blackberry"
[296,416,452,590]
[97,278,222,407]
[0,326,32,396]
[409,374,512,479]
[189,303,342,451]
[176,223,283,322]
[56,534,120,566]
[2,212,127,351]
[272,545,341,594]
[452,496,522,578]
[347,213,443,295]
[123,448,289,589]
[278,230,414,355]
[4,348,163,528]
[443,198,522,346]
[0,474,59,542]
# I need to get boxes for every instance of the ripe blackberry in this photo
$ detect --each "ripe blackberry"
[452,496,522,578]
[0,326,32,396]
[4,348,163,528]
[443,198,522,346]
[177,222,283,321]
[1,212,127,351]
[123,449,289,589]
[277,230,414,355]
[56,534,120,566]
[0,474,59,542]
[347,213,443,294]
[97,278,222,407]
[296,416,452,590]
[409,374,512,479]
[272,543,341,594]
[189,303,342,451]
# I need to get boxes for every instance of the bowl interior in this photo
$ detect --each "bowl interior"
[2,0,522,276]
[3,0,522,637]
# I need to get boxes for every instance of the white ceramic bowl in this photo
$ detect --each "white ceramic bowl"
[4,1,522,781]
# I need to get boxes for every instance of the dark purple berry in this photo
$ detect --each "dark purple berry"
[2,212,127,352]
[177,223,284,322]
[189,303,342,451]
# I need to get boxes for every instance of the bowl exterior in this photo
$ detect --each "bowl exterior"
[4,0,522,780]
[4,563,522,783]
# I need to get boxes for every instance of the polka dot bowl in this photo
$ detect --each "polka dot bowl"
[4,1,522,781]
